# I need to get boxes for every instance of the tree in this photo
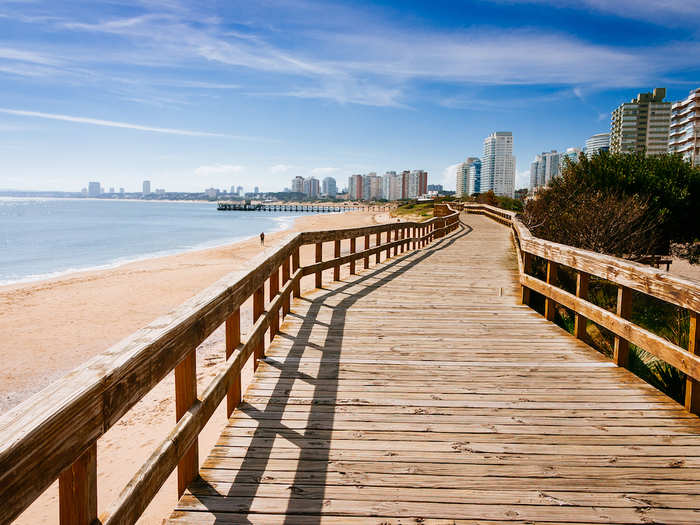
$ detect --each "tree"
[523,152,700,257]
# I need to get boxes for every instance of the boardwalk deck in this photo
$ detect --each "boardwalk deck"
[168,215,700,524]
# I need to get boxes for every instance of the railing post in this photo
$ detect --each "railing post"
[393,228,398,256]
[282,256,290,316]
[59,442,97,525]
[333,239,341,281]
[574,271,590,341]
[685,311,700,414]
[270,266,280,339]
[174,349,198,497]
[544,260,558,322]
[253,285,265,369]
[364,234,370,269]
[614,285,632,367]
[225,308,241,417]
[292,247,300,298]
[385,231,391,259]
[412,226,416,250]
[315,242,323,288]
[349,237,356,274]
[375,232,381,264]
[521,252,531,305]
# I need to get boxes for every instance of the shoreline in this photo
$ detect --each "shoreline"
[5,208,391,525]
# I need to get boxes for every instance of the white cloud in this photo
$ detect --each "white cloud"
[0,47,60,65]
[441,162,462,191]
[269,164,295,174]
[194,164,245,176]
[516,169,531,190]
[0,108,236,137]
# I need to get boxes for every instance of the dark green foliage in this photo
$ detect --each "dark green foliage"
[524,152,700,255]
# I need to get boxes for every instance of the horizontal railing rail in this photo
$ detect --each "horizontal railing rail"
[464,203,700,415]
[0,206,461,525]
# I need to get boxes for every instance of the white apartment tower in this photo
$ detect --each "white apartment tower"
[481,132,515,197]
[610,88,672,156]
[585,132,610,158]
[456,157,479,198]
[669,88,700,166]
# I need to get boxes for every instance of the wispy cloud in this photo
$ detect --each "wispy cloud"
[441,162,462,190]
[0,108,235,137]
[194,164,245,176]
[269,164,295,174]
[311,167,339,175]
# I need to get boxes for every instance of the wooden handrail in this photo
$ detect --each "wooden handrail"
[0,206,461,524]
[464,203,700,414]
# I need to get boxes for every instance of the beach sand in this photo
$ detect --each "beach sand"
[3,210,392,524]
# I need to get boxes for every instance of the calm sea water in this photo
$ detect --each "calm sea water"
[0,198,316,285]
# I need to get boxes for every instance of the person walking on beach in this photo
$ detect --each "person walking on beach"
[260,232,265,246]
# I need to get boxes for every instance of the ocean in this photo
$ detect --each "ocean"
[0,198,316,286]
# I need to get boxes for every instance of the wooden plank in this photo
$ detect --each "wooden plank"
[314,242,323,288]
[174,350,198,497]
[59,442,97,525]
[614,285,633,367]
[269,266,279,340]
[544,260,558,322]
[575,271,589,341]
[253,285,265,370]
[333,240,340,281]
[687,310,700,415]
[225,309,241,417]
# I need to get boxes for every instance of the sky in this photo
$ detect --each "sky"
[0,0,699,193]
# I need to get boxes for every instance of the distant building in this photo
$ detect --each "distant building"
[481,132,515,197]
[230,185,236,194]
[88,181,101,197]
[456,158,479,198]
[254,186,259,194]
[291,176,305,194]
[427,184,443,192]
[205,187,218,198]
[142,180,151,195]
[408,170,428,198]
[361,173,382,200]
[669,87,700,166]
[529,150,561,191]
[348,174,363,200]
[303,177,320,198]
[322,176,337,197]
[382,172,396,200]
[108,187,115,193]
[468,159,481,196]
[236,185,243,196]
[155,188,165,195]
[585,132,610,159]
[610,88,671,156]
[119,187,124,194]
[560,147,582,167]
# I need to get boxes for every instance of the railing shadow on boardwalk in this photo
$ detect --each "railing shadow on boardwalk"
[193,220,474,524]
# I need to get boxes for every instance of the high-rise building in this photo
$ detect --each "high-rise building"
[88,181,100,197]
[457,157,479,197]
[610,88,671,156]
[142,180,151,195]
[236,185,243,196]
[468,160,481,196]
[361,173,382,200]
[585,132,610,158]
[382,171,396,200]
[481,132,515,197]
[254,186,259,194]
[303,177,319,198]
[529,150,562,191]
[560,147,582,167]
[669,87,700,166]
[322,176,337,197]
[408,170,428,198]
[291,176,304,194]
[348,174,363,200]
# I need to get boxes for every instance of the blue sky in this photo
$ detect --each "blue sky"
[1,0,699,192]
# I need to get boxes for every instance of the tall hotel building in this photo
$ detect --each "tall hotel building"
[610,88,671,156]
[669,88,700,166]
[456,157,480,197]
[585,132,610,158]
[481,132,515,197]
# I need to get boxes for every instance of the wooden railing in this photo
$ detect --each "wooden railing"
[0,207,461,525]
[464,203,700,415]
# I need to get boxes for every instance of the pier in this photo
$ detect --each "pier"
[217,202,391,212]
[2,204,700,523]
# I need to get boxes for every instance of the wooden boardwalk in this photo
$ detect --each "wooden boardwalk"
[169,215,700,524]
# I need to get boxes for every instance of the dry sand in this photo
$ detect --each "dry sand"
[3,210,393,524]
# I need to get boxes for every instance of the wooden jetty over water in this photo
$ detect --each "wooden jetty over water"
[2,204,700,523]
[217,202,391,212]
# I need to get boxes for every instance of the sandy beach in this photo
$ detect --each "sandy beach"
[3,210,392,524]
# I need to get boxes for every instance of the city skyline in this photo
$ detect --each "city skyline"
[1,2,699,193]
